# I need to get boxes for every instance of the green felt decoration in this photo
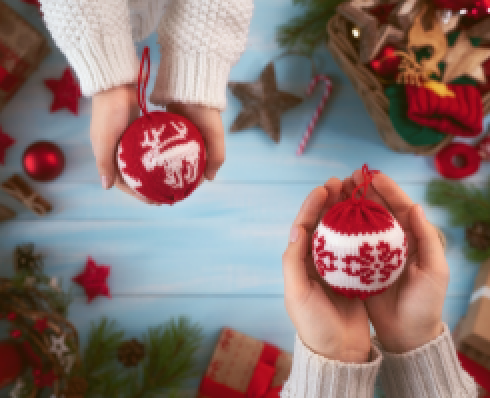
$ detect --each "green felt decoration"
[386,85,448,146]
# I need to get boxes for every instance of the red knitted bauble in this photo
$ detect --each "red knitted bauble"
[117,47,206,204]
[118,112,206,204]
[312,165,407,300]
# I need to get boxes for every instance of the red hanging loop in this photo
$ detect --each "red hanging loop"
[137,46,151,118]
[351,164,379,202]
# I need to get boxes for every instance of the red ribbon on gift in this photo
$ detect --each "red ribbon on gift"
[199,342,283,398]
[457,351,490,394]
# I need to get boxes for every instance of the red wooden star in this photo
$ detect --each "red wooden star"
[44,68,82,115]
[0,128,15,165]
[72,257,111,303]
[34,317,48,333]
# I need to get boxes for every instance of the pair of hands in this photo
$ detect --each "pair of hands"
[283,170,449,363]
[90,84,225,204]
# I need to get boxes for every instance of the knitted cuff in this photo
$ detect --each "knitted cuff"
[280,334,382,398]
[376,323,478,398]
[62,33,139,97]
[149,49,231,111]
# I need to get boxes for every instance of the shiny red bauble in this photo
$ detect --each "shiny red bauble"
[0,341,25,388]
[22,141,65,182]
[369,46,402,80]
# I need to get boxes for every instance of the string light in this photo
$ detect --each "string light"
[352,27,360,38]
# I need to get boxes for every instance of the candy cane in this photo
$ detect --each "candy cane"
[296,75,332,156]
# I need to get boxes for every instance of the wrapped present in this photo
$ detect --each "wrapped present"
[0,1,50,111]
[197,327,292,398]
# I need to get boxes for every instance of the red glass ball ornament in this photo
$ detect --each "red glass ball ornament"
[117,112,206,204]
[0,341,25,388]
[369,46,402,80]
[22,141,65,182]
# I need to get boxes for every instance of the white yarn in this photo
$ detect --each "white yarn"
[39,0,254,103]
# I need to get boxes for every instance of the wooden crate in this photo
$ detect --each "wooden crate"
[327,14,490,156]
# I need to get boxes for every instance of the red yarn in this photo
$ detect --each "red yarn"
[329,285,389,300]
[435,142,481,179]
[321,165,393,235]
[118,47,206,204]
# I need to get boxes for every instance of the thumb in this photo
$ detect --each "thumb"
[409,204,445,270]
[282,225,312,302]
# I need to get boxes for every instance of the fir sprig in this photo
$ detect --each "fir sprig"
[277,0,345,54]
[427,178,490,262]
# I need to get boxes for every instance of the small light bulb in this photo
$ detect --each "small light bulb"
[352,27,360,38]
[460,8,467,14]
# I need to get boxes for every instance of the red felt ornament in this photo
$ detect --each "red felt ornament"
[435,142,482,179]
[44,68,82,115]
[312,165,407,299]
[0,128,15,165]
[0,341,26,389]
[72,257,111,303]
[22,141,65,182]
[369,45,402,80]
[117,47,206,204]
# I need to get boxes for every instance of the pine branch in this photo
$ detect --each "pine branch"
[426,179,490,226]
[277,0,345,54]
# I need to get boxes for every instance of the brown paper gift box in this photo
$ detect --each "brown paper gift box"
[0,0,50,111]
[453,258,490,371]
[197,327,292,398]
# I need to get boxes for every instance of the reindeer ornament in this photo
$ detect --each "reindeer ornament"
[117,47,206,204]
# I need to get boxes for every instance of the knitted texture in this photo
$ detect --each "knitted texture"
[150,0,254,111]
[312,167,407,299]
[40,0,254,104]
[40,0,140,97]
[406,84,483,137]
[280,334,382,398]
[375,323,479,398]
[117,111,206,204]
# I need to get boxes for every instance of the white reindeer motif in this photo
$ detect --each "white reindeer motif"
[141,121,200,189]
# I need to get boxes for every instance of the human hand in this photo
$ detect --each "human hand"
[90,83,159,204]
[166,102,225,181]
[282,178,372,364]
[344,169,449,354]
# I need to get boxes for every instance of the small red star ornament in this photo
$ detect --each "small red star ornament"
[44,68,82,115]
[34,317,48,334]
[0,128,15,165]
[72,257,111,303]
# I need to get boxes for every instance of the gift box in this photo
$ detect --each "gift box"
[453,258,490,397]
[197,327,292,398]
[0,1,50,111]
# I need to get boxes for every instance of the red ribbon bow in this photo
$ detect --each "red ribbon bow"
[199,342,282,398]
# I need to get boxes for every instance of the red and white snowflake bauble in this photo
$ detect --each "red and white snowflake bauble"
[117,112,206,204]
[116,46,206,204]
[312,166,407,299]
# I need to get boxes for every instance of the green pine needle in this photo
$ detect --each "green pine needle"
[277,0,345,54]
[427,178,490,263]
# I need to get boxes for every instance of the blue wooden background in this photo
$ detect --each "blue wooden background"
[1,0,489,396]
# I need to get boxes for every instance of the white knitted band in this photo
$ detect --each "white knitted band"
[314,220,406,293]
[470,286,490,303]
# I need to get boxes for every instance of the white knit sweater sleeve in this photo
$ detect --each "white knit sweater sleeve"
[280,334,382,398]
[375,323,478,398]
[149,0,254,111]
[39,0,139,97]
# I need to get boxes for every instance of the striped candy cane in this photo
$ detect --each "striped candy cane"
[296,75,332,156]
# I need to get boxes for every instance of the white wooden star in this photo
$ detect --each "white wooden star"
[62,353,76,374]
[9,379,24,398]
[49,334,69,360]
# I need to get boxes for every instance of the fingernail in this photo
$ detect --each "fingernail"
[417,204,425,220]
[101,176,109,190]
[289,226,299,243]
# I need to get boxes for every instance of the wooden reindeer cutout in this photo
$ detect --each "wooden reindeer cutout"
[396,5,448,86]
